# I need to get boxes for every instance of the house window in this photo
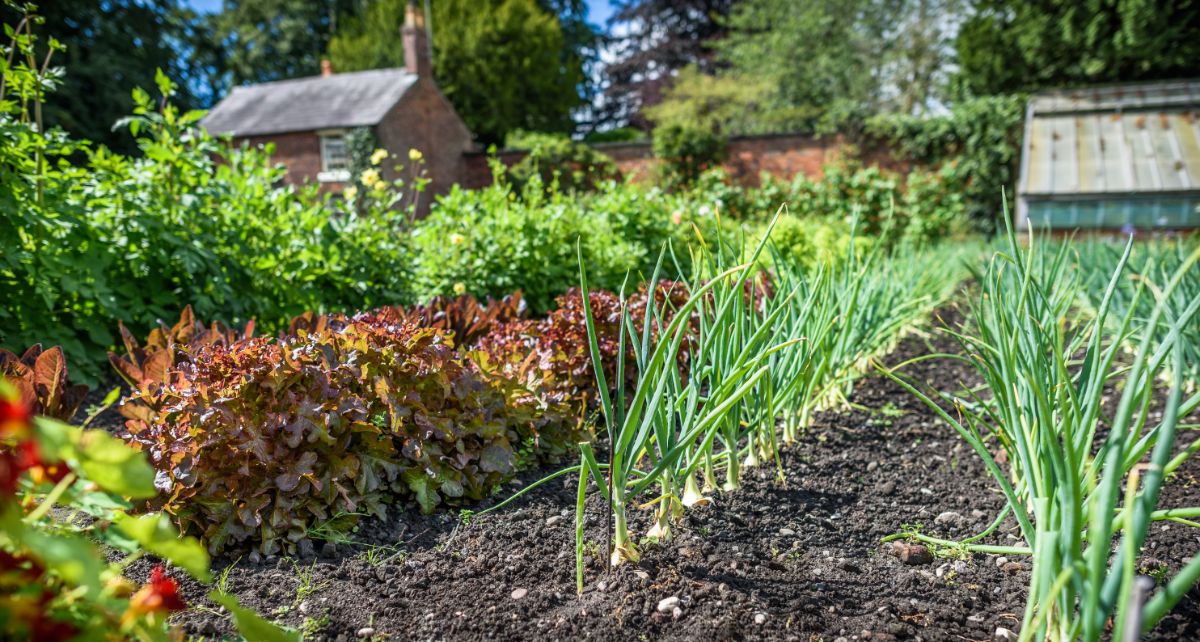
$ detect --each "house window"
[318,132,350,182]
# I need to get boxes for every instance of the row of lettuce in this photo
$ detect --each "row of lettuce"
[2,70,974,387]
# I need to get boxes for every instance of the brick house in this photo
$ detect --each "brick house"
[201,4,471,213]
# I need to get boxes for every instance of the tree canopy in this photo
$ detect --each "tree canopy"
[953,0,1200,97]
[327,0,590,145]
[0,0,204,153]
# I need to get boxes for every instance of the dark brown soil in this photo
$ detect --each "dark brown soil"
[142,308,1200,641]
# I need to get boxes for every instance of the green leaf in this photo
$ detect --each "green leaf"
[33,418,156,498]
[209,591,302,642]
[403,469,440,513]
[114,513,211,582]
[74,429,157,498]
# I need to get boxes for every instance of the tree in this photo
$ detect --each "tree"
[328,0,584,145]
[0,0,203,153]
[598,0,734,130]
[211,0,359,87]
[954,0,1200,97]
[644,66,780,135]
[716,0,893,133]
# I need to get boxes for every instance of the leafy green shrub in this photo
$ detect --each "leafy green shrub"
[775,161,970,247]
[410,180,652,313]
[505,131,621,194]
[865,95,1025,231]
[748,214,876,271]
[653,123,727,189]
[114,312,578,555]
[1,51,416,385]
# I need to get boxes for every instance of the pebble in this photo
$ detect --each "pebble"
[995,626,1016,640]
[967,614,986,623]
[995,556,1009,568]
[779,527,797,536]
[511,588,528,600]
[545,515,563,526]
[356,628,375,638]
[879,481,897,495]
[1001,561,1027,574]
[866,461,878,472]
[892,541,933,565]
[934,511,962,526]
[657,596,681,613]
[754,612,768,624]
[672,607,683,620]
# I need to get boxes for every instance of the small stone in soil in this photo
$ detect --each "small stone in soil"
[1001,561,1027,574]
[779,527,796,536]
[892,542,933,565]
[754,612,767,624]
[995,626,1016,640]
[657,596,681,613]
[511,588,528,600]
[934,511,962,526]
[545,515,563,526]
[356,627,375,638]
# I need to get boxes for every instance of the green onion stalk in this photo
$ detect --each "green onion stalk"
[883,217,1200,641]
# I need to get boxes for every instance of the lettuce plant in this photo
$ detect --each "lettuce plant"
[0,345,88,422]
[115,312,578,554]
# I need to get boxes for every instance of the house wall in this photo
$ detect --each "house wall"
[232,78,473,213]
[238,131,339,191]
[374,77,474,215]
[462,132,903,189]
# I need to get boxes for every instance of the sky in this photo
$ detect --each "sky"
[183,0,618,24]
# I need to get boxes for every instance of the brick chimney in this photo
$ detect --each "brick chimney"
[320,59,334,77]
[402,1,432,77]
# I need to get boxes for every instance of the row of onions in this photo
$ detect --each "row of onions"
[883,223,1200,642]
[1074,237,1200,391]
[558,211,977,591]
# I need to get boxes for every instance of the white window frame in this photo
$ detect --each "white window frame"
[317,130,350,182]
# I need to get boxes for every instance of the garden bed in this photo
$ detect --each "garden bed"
[159,310,1200,641]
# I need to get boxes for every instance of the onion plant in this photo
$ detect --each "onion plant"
[1075,237,1200,390]
[488,217,975,594]
[883,221,1200,641]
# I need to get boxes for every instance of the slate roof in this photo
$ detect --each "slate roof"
[202,68,418,137]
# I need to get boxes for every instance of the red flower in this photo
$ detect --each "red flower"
[0,440,69,495]
[0,396,31,439]
[127,566,187,618]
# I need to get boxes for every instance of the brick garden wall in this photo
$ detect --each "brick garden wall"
[463,132,901,189]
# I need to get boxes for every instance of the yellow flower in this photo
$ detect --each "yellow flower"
[408,148,423,161]
[370,148,389,166]
[360,168,382,189]
[449,233,465,245]
[342,186,357,200]
[453,282,467,295]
